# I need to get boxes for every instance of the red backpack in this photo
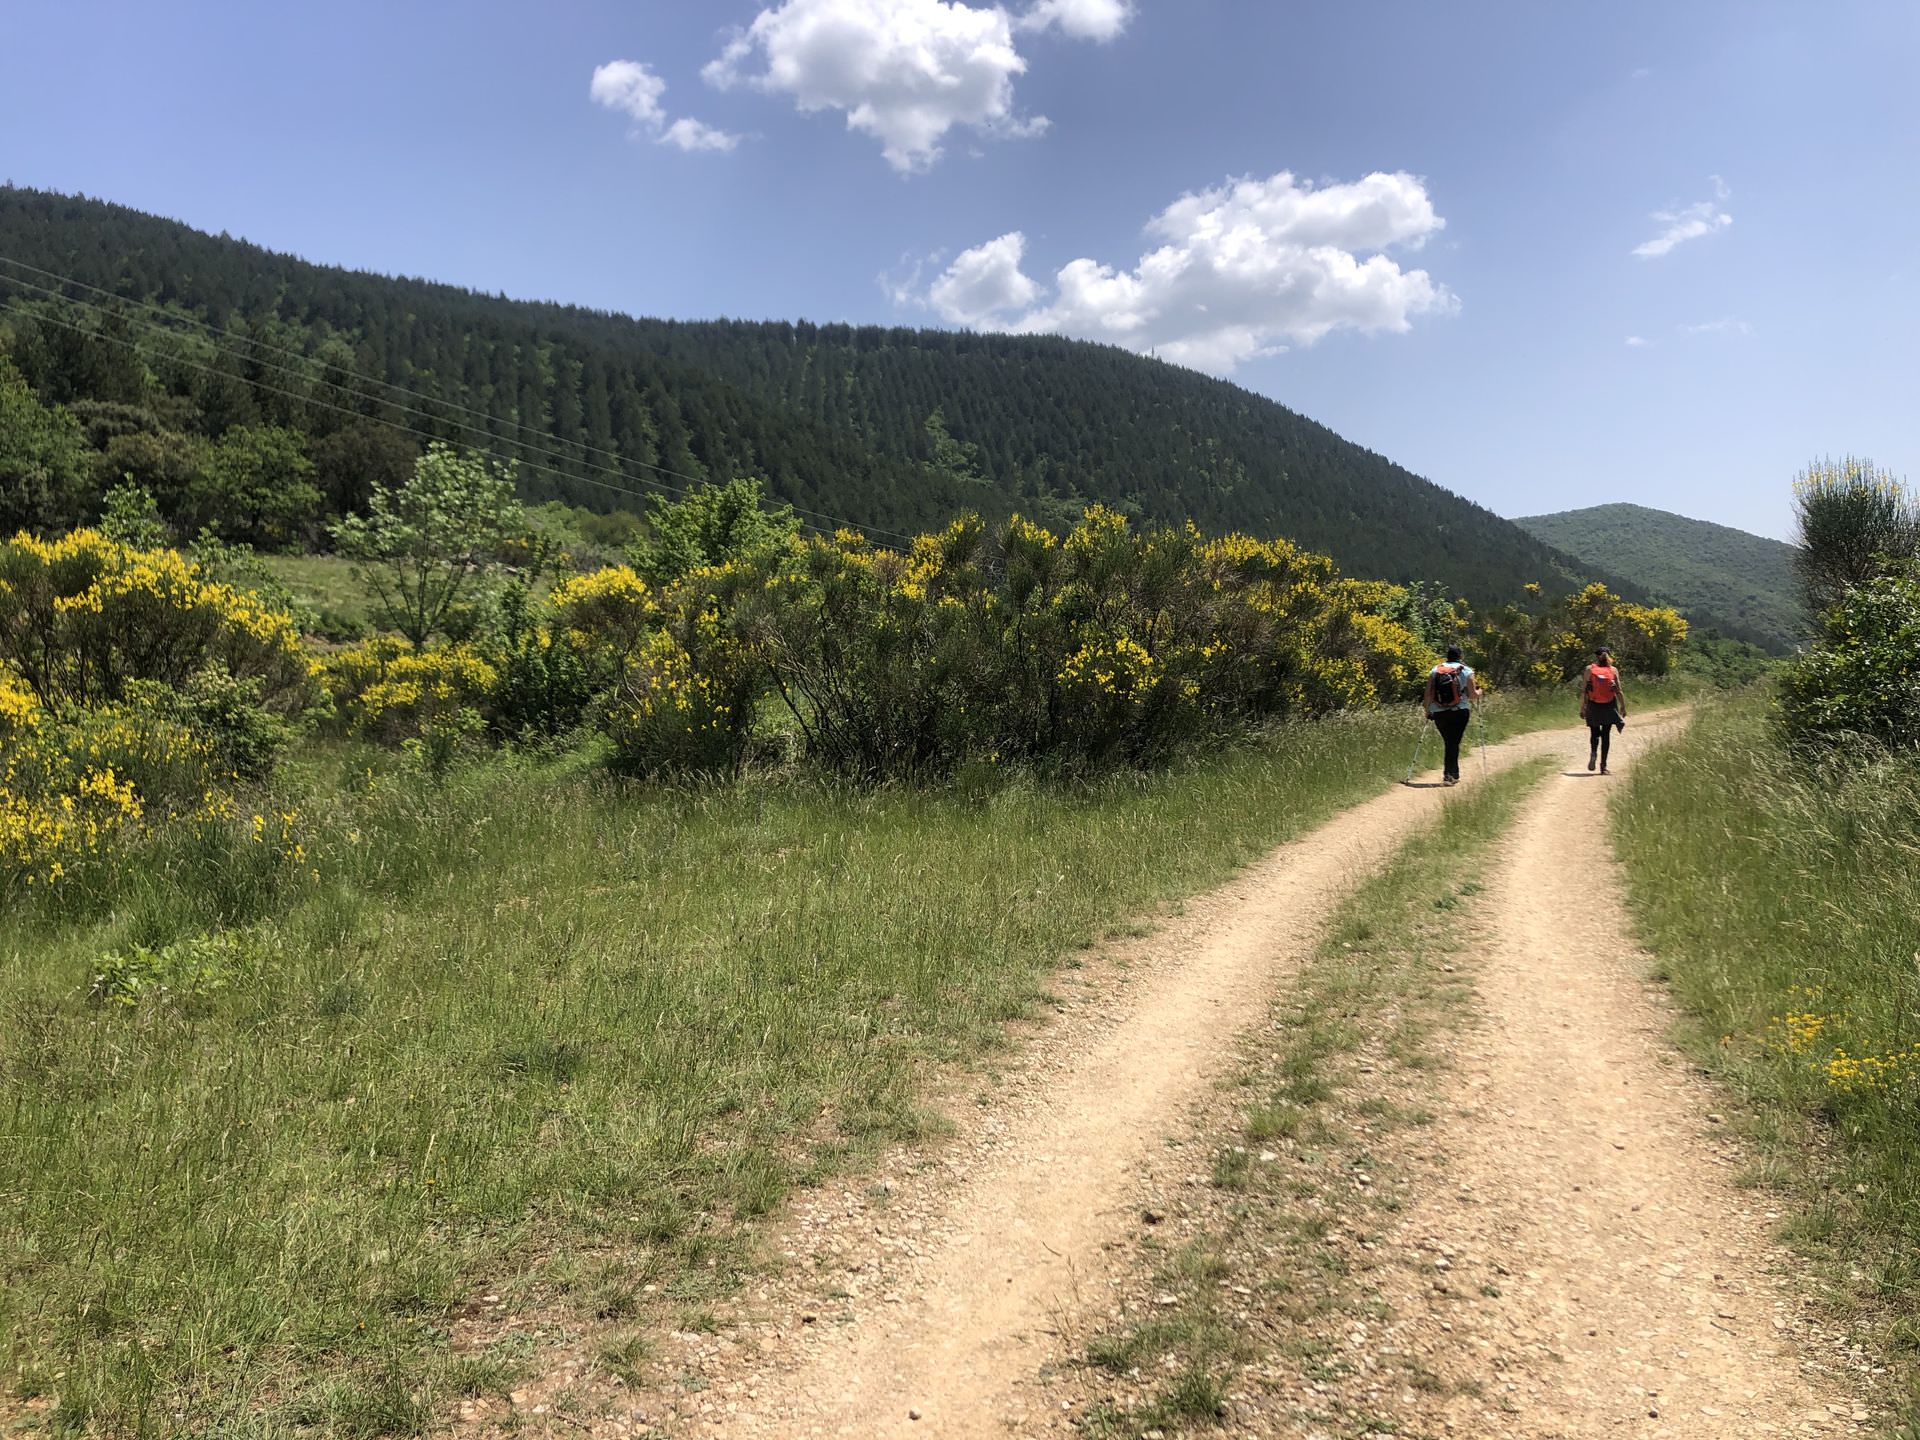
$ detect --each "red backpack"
[1586,664,1619,704]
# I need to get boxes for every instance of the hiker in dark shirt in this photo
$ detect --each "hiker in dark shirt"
[1579,648,1627,774]
[1423,645,1482,786]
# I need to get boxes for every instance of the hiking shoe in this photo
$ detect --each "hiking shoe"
[1443,774,1458,786]
[1600,765,1610,775]
[1588,754,1597,772]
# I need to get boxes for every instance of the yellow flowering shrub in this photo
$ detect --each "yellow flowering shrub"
[549,564,659,679]
[0,529,314,715]
[318,638,499,744]
[605,628,740,776]
[1473,581,1687,688]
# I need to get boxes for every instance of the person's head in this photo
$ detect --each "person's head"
[1595,647,1612,665]
[1445,644,1463,663]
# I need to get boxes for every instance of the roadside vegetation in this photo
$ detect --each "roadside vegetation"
[1613,455,1920,1424]
[0,429,1701,1433]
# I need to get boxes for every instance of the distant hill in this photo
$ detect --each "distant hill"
[1515,503,1805,652]
[0,186,1612,606]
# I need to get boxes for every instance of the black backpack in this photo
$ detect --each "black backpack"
[1432,664,1465,708]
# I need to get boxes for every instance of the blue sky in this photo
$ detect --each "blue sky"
[4,0,1916,540]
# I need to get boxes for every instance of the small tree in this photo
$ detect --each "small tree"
[629,477,800,588]
[331,442,524,648]
[0,356,93,533]
[186,424,322,546]
[1792,457,1920,615]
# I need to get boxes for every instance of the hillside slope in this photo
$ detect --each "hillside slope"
[1516,503,1804,651]
[0,187,1609,605]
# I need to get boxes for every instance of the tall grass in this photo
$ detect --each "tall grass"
[1612,700,1920,1415]
[0,694,1574,1436]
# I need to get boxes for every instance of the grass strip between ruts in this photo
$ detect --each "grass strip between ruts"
[1064,758,1553,1437]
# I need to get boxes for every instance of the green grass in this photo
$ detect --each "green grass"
[1611,699,1920,1421]
[0,694,1587,1437]
[1074,759,1551,1435]
[258,553,375,629]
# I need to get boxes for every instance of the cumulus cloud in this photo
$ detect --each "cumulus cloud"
[590,60,741,153]
[921,170,1456,374]
[929,232,1042,324]
[702,0,1110,172]
[1018,0,1133,41]
[1624,335,1649,347]
[1633,176,1732,259]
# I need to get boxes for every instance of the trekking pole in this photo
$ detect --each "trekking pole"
[1477,703,1492,779]
[1403,711,1430,786]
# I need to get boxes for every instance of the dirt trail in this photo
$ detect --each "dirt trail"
[666,718,1674,1439]
[1362,753,1866,1436]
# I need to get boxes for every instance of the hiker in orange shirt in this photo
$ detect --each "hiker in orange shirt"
[1580,648,1627,774]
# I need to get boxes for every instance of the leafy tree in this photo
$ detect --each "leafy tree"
[96,427,211,521]
[924,408,986,486]
[186,425,321,545]
[1792,457,1919,615]
[331,442,525,647]
[98,481,169,547]
[629,477,800,588]
[0,356,93,533]
[1779,557,1920,749]
[311,420,418,516]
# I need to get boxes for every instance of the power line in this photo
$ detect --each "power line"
[1,295,877,544]
[0,257,924,544]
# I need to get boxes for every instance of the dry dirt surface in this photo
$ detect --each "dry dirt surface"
[1328,748,1874,1437]
[477,710,1870,1439]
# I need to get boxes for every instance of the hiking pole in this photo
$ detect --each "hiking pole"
[1476,703,1492,779]
[1403,711,1430,786]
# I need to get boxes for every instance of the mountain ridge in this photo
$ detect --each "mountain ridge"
[1515,502,1804,652]
[1,185,1621,606]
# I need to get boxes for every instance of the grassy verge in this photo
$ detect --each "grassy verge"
[1611,699,1920,1423]
[1065,759,1551,1436]
[0,692,1581,1438]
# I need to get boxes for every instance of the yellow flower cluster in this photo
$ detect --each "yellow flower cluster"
[1058,634,1159,700]
[1817,1046,1920,1095]
[0,665,38,736]
[2,529,311,711]
[320,638,498,741]
[1769,987,1838,1054]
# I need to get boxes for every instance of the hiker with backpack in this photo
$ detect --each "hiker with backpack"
[1423,645,1482,786]
[1580,647,1627,774]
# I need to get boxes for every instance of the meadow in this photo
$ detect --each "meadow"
[1614,700,1920,1419]
[0,687,1616,1437]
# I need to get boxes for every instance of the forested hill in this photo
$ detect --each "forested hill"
[1516,503,1805,652]
[1,187,1601,603]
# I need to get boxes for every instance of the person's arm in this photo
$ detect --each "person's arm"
[1421,672,1435,712]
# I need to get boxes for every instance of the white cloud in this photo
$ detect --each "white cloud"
[1624,335,1649,347]
[702,0,1110,172]
[1632,175,1732,258]
[591,60,741,153]
[917,170,1456,374]
[1018,0,1133,41]
[660,117,741,152]
[1679,317,1752,336]
[929,232,1042,324]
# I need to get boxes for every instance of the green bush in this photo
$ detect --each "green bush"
[1779,558,1920,749]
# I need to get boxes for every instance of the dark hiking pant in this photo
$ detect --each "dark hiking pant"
[1432,708,1471,781]
[1587,700,1621,768]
